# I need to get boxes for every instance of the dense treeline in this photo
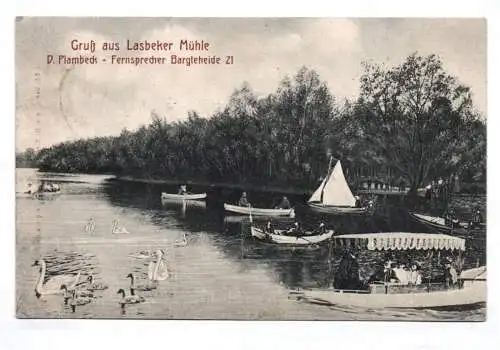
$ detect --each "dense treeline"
[25,54,486,193]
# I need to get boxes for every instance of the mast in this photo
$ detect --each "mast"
[320,156,334,203]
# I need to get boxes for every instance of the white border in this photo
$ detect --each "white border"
[2,1,498,350]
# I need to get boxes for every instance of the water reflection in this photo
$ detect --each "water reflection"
[102,180,486,293]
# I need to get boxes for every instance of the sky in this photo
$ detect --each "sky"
[15,17,487,151]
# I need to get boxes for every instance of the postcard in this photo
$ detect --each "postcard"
[15,17,486,320]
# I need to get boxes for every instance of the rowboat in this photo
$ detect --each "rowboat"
[16,191,62,199]
[294,232,486,309]
[410,213,467,233]
[160,192,206,200]
[250,226,334,245]
[224,203,295,218]
[308,157,369,215]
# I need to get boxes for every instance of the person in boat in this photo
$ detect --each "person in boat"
[177,185,188,195]
[394,263,411,285]
[443,257,458,288]
[287,222,304,237]
[318,222,327,234]
[354,196,361,208]
[444,208,459,228]
[264,220,275,234]
[470,207,484,229]
[238,192,250,207]
[408,263,423,286]
[276,196,291,209]
[333,250,362,290]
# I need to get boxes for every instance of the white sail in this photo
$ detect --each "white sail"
[321,161,356,207]
[308,175,328,203]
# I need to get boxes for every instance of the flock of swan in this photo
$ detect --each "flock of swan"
[32,248,176,312]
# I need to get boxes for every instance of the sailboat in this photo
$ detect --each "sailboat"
[308,157,368,215]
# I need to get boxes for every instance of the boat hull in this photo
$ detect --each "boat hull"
[251,227,334,245]
[411,213,467,233]
[297,281,486,309]
[308,202,367,215]
[224,203,295,217]
[161,192,207,200]
[17,191,62,199]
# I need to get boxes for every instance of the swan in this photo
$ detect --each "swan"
[68,289,92,312]
[84,218,95,233]
[32,260,81,298]
[117,288,145,308]
[60,284,94,305]
[174,233,188,247]
[85,275,109,291]
[126,273,157,295]
[148,249,170,281]
[112,220,129,234]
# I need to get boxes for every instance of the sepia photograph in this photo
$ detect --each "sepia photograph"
[15,17,487,321]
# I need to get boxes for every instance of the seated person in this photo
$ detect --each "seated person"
[276,196,291,209]
[444,208,459,227]
[287,222,303,236]
[408,263,423,286]
[470,207,484,229]
[317,222,327,234]
[393,263,410,285]
[238,192,250,207]
[354,196,361,208]
[177,185,188,195]
[264,221,275,234]
[384,261,400,283]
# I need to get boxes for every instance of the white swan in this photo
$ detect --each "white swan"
[33,260,81,298]
[85,275,109,291]
[112,220,129,234]
[117,288,145,308]
[84,218,95,233]
[126,273,157,295]
[174,233,188,247]
[148,249,170,281]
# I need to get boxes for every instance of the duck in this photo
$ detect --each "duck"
[68,289,93,313]
[32,260,81,298]
[126,273,157,295]
[117,288,145,308]
[85,275,109,291]
[60,284,94,305]
[112,220,129,234]
[148,249,170,282]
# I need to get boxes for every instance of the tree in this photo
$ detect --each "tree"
[358,53,481,192]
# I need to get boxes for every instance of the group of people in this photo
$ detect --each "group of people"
[263,220,328,237]
[368,260,423,286]
[442,206,484,229]
[238,192,291,210]
[333,252,461,291]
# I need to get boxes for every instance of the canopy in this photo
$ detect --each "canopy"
[334,232,466,251]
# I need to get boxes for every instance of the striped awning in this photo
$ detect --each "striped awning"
[334,232,465,251]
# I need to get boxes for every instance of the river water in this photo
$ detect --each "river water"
[15,168,486,321]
